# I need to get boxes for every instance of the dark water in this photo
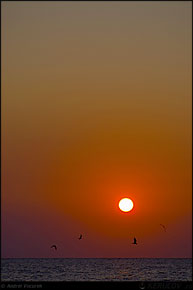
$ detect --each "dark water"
[1,258,192,281]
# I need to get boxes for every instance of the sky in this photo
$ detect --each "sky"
[1,1,192,258]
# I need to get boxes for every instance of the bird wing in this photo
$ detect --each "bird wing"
[160,224,166,231]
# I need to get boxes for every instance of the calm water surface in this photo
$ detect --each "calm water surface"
[1,258,192,281]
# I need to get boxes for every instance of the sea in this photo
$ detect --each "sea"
[1,258,192,282]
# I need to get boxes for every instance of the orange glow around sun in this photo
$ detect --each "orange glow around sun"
[119,198,134,212]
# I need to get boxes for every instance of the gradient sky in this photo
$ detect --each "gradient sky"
[2,1,192,258]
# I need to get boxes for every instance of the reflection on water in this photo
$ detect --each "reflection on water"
[1,258,192,281]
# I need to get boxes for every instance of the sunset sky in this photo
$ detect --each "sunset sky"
[2,1,192,258]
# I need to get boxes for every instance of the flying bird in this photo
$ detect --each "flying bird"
[78,234,82,240]
[132,237,137,245]
[50,245,57,250]
[160,224,167,232]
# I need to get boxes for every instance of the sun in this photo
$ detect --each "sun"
[119,198,134,212]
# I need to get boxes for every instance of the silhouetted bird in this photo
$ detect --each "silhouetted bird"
[78,234,82,240]
[50,245,57,250]
[160,224,166,232]
[132,237,137,245]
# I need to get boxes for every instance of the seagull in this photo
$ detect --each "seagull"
[78,234,82,240]
[50,245,57,250]
[160,224,167,232]
[132,237,137,245]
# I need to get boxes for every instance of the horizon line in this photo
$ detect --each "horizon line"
[2,257,192,259]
